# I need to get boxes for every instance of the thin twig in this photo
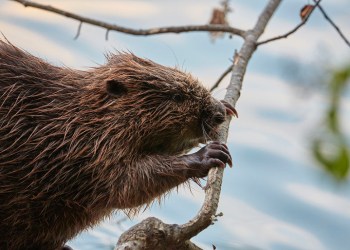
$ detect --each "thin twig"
[257,0,322,46]
[210,65,233,92]
[11,0,246,38]
[105,29,110,41]
[73,21,82,40]
[210,50,240,92]
[313,0,350,47]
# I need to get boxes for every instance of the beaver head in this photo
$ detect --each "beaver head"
[86,53,228,155]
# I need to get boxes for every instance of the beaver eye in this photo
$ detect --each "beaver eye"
[172,93,184,103]
[106,79,128,97]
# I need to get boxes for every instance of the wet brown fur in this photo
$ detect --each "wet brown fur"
[0,40,224,250]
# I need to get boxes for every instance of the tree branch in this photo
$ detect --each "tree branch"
[115,0,282,248]
[210,64,233,92]
[313,0,350,48]
[257,0,321,46]
[10,0,246,39]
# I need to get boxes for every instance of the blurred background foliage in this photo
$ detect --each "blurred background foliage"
[312,64,350,180]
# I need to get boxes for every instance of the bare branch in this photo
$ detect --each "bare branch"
[176,0,282,240]
[210,65,233,92]
[10,0,246,39]
[210,50,240,92]
[257,0,321,46]
[313,0,350,48]
[115,217,202,250]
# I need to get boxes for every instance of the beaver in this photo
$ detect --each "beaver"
[0,39,236,250]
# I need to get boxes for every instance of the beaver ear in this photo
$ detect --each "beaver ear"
[106,79,128,97]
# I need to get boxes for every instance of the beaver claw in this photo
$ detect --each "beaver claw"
[183,141,232,178]
[221,100,238,118]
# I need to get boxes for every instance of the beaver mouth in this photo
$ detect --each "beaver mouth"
[200,101,237,142]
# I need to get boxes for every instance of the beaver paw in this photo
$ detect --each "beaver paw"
[184,141,232,178]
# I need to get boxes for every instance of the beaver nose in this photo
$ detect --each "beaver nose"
[212,104,226,125]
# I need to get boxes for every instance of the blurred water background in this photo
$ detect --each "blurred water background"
[0,0,349,249]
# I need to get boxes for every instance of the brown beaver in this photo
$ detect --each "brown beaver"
[0,39,236,250]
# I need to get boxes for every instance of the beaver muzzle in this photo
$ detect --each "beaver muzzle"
[202,100,237,138]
